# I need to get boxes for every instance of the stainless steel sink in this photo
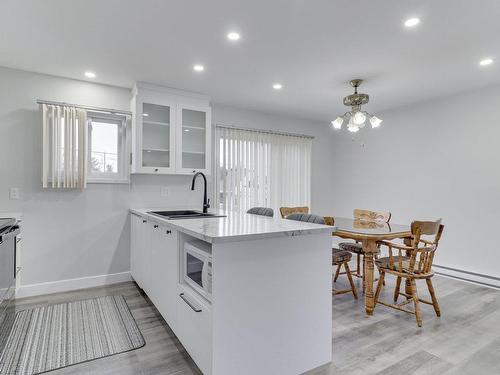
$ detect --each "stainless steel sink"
[148,210,226,220]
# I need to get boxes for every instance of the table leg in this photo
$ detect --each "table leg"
[363,239,377,315]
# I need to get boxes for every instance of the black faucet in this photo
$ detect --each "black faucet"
[191,172,210,213]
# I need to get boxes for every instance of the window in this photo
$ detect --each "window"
[215,126,312,212]
[87,113,128,183]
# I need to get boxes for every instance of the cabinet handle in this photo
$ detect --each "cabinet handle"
[154,224,159,228]
[154,168,159,172]
[166,230,172,234]
[179,293,202,312]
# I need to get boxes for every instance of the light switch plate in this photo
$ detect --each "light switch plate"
[9,187,20,200]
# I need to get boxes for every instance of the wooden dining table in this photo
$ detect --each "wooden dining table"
[332,217,411,315]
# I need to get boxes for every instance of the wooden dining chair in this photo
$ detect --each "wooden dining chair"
[246,207,274,217]
[337,209,391,292]
[373,219,444,327]
[286,214,357,299]
[279,206,309,218]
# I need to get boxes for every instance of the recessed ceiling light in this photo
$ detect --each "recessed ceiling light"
[272,83,283,90]
[227,32,241,41]
[479,58,494,66]
[404,18,420,28]
[142,113,149,117]
[193,64,205,72]
[84,71,96,78]
[184,129,190,132]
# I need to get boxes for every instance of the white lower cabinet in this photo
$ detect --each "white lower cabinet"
[131,213,213,374]
[130,214,142,287]
[150,223,178,330]
[130,214,151,292]
[175,284,212,375]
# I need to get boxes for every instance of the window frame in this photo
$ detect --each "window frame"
[86,112,129,184]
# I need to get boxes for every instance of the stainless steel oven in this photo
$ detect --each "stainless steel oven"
[0,218,20,352]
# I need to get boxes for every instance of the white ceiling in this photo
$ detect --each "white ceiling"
[1,0,499,121]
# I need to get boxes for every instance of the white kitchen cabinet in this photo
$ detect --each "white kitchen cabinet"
[176,104,211,174]
[130,214,142,287]
[131,82,211,175]
[130,214,152,294]
[150,223,179,330]
[176,284,212,375]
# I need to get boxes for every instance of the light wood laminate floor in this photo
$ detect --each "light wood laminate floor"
[10,273,500,375]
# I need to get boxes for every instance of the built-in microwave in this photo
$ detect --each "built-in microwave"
[183,241,212,301]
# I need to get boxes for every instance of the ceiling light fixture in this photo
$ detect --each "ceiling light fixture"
[479,58,494,66]
[330,79,382,132]
[84,71,96,78]
[404,17,420,28]
[272,83,283,90]
[142,113,149,117]
[193,64,205,72]
[227,32,241,41]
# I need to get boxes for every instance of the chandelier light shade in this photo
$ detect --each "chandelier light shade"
[330,79,382,132]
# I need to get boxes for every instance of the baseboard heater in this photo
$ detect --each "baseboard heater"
[434,264,500,289]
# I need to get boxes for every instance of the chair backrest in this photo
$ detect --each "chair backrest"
[246,207,274,217]
[353,209,391,223]
[286,213,325,225]
[323,216,335,226]
[280,206,309,218]
[408,219,444,274]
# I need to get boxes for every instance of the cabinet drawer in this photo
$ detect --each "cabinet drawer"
[176,285,212,374]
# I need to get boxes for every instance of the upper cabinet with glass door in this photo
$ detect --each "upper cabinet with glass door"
[176,104,211,174]
[131,82,211,175]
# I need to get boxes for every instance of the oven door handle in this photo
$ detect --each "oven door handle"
[179,293,202,312]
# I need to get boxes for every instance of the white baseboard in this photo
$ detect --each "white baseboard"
[16,271,132,299]
[434,265,500,289]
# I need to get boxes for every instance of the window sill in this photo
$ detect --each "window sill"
[87,179,130,185]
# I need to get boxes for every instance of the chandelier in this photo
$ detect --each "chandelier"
[331,79,382,132]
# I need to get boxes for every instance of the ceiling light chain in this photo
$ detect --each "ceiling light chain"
[331,79,382,132]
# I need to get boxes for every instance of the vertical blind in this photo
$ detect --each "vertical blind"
[41,104,87,188]
[215,126,312,213]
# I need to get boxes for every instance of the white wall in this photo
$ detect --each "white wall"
[0,67,334,292]
[329,85,500,279]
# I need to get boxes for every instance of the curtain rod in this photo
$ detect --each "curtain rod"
[36,99,132,116]
[215,124,314,139]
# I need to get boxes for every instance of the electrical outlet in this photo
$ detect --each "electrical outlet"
[160,187,169,197]
[9,187,20,200]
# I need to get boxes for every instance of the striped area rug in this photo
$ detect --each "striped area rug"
[0,295,145,375]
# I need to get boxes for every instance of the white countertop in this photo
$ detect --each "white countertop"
[130,208,334,244]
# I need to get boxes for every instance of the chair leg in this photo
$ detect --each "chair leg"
[410,279,422,327]
[356,253,361,276]
[333,264,341,282]
[394,276,402,302]
[374,271,385,307]
[344,262,358,300]
[426,278,441,317]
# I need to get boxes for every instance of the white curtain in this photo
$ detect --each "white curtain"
[41,104,87,188]
[215,126,312,213]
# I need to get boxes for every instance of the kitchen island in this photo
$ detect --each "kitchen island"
[130,208,333,375]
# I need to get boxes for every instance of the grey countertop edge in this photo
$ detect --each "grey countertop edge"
[130,209,334,244]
